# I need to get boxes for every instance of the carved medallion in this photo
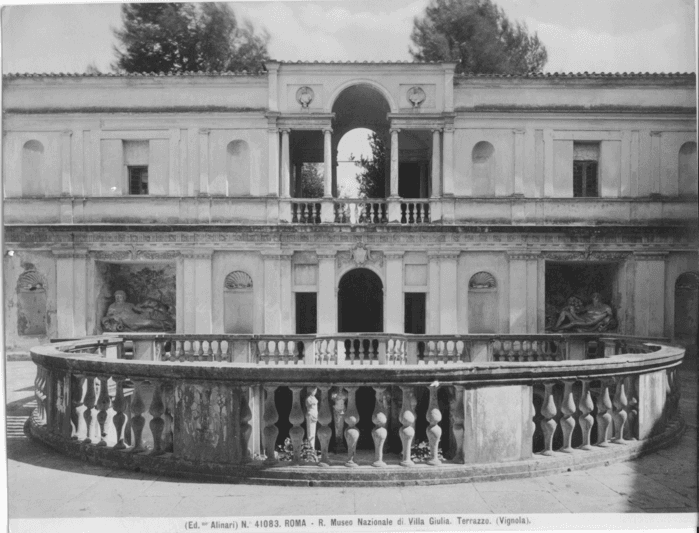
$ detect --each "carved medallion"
[352,244,369,266]
[296,86,315,108]
[407,86,426,108]
[337,243,383,270]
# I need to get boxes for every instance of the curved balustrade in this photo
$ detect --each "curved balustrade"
[28,333,685,486]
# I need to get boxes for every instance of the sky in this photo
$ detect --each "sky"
[1,0,696,193]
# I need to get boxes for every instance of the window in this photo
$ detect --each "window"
[128,166,149,195]
[573,143,599,197]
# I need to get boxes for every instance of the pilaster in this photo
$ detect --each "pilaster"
[442,123,454,196]
[317,249,337,334]
[513,129,525,196]
[438,251,459,334]
[427,252,440,334]
[52,248,88,338]
[61,130,72,196]
[262,250,282,334]
[633,251,668,337]
[508,251,540,333]
[198,128,210,196]
[384,251,405,333]
[182,249,214,333]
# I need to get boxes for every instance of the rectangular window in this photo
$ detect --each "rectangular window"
[295,292,317,334]
[573,142,600,197]
[404,293,426,334]
[128,166,149,195]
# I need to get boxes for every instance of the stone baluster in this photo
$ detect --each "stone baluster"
[288,387,305,463]
[206,340,214,361]
[214,340,223,362]
[111,377,127,450]
[149,380,166,455]
[399,386,417,466]
[34,367,47,424]
[426,382,442,465]
[625,376,638,441]
[331,387,347,452]
[240,388,252,463]
[540,383,557,455]
[177,341,185,362]
[305,387,319,450]
[612,376,628,443]
[316,386,332,466]
[82,376,97,444]
[196,341,204,361]
[344,387,360,467]
[70,375,85,440]
[95,376,111,447]
[578,379,594,450]
[130,380,147,453]
[371,387,388,467]
[450,385,465,463]
[596,379,613,446]
[559,380,577,453]
[262,386,278,464]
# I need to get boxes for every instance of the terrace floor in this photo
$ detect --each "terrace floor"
[4,357,698,524]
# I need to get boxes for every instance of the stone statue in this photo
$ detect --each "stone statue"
[552,292,615,333]
[101,290,175,332]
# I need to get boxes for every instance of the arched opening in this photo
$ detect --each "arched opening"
[472,141,495,196]
[226,140,250,196]
[674,272,698,356]
[678,141,697,196]
[22,140,44,197]
[223,271,253,333]
[338,268,383,333]
[336,128,377,198]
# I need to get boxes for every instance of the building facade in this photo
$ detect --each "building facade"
[3,63,698,354]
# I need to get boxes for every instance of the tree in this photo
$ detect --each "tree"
[298,163,325,198]
[113,3,270,74]
[410,0,547,75]
[353,132,387,199]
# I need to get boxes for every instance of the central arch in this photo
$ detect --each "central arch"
[338,268,384,333]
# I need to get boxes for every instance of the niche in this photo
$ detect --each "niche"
[17,265,47,336]
[468,271,498,333]
[224,271,254,333]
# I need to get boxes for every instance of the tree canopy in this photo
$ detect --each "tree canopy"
[410,0,547,75]
[298,163,325,198]
[113,3,270,74]
[352,132,387,199]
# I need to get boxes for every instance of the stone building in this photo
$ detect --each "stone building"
[3,62,698,354]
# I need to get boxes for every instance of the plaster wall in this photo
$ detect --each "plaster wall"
[212,252,265,335]
[457,253,510,334]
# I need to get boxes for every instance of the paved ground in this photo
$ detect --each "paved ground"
[4,358,698,520]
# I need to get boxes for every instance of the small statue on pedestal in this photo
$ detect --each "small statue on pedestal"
[101,290,175,332]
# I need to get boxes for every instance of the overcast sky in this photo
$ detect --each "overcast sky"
[1,0,697,74]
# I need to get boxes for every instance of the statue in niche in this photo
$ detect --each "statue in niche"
[101,290,175,332]
[551,292,616,333]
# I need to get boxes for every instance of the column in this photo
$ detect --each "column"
[53,249,76,338]
[633,252,667,337]
[268,123,280,197]
[431,129,441,198]
[293,162,302,198]
[317,250,337,333]
[323,128,333,198]
[508,251,539,333]
[650,131,662,195]
[513,129,525,196]
[385,251,405,333]
[279,252,293,333]
[183,249,213,333]
[262,251,282,334]
[427,252,440,334]
[72,249,88,337]
[442,124,454,196]
[389,128,400,198]
[198,128,210,195]
[280,129,291,198]
[439,252,459,334]
[61,130,72,196]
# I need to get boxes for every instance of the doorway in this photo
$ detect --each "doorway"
[338,268,383,333]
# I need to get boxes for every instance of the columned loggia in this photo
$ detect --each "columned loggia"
[431,129,441,198]
[323,128,333,198]
[280,129,291,198]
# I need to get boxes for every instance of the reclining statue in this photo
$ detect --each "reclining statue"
[101,290,175,332]
[552,292,615,333]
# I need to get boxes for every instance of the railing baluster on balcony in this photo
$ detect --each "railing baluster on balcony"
[625,376,638,441]
[612,376,628,443]
[560,380,576,453]
[82,376,97,444]
[399,386,416,466]
[540,383,557,455]
[371,386,388,467]
[578,379,594,450]
[596,380,613,446]
[262,386,278,464]
[149,380,166,456]
[111,377,127,450]
[240,388,253,463]
[317,386,332,466]
[426,383,442,465]
[344,387,360,467]
[95,376,111,447]
[130,380,147,453]
[34,367,48,425]
[289,387,305,463]
[70,375,84,439]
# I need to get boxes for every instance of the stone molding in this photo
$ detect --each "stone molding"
[634,251,670,261]
[181,249,213,259]
[88,249,181,261]
[541,250,632,262]
[383,250,406,260]
[507,250,541,261]
[315,249,338,259]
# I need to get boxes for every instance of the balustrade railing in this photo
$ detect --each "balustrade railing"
[291,201,321,224]
[334,200,387,224]
[29,333,684,484]
[400,201,430,224]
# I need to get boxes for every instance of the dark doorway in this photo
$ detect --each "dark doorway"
[404,293,426,334]
[338,268,383,333]
[398,162,422,198]
[295,293,317,334]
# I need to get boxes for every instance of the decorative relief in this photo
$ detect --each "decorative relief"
[224,271,253,290]
[337,243,383,269]
[296,86,314,108]
[90,250,133,261]
[406,86,426,108]
[541,251,631,262]
[469,272,496,290]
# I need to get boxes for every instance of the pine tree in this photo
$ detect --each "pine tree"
[353,132,387,199]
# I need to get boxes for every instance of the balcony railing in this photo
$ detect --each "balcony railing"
[29,333,684,486]
[284,198,437,226]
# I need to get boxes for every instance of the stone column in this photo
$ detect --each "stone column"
[280,129,291,198]
[508,251,540,333]
[262,251,282,334]
[53,248,76,338]
[72,249,88,338]
[385,251,405,333]
[61,130,72,196]
[513,129,525,196]
[279,251,293,334]
[633,252,667,337]
[650,131,662,195]
[442,124,454,196]
[389,128,400,198]
[431,129,441,198]
[293,162,302,198]
[183,249,214,333]
[427,252,441,334]
[317,250,337,333]
[198,128,210,196]
[323,128,333,198]
[439,252,459,334]
[268,124,280,197]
